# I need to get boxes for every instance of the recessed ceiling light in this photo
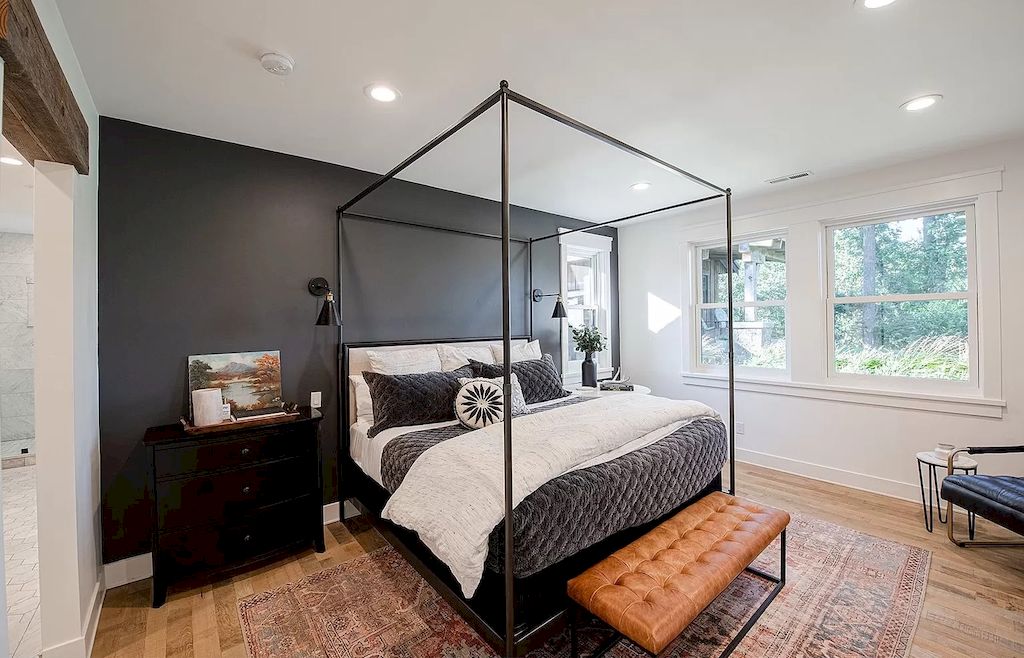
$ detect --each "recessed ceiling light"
[259,52,294,76]
[0,156,23,166]
[863,0,897,8]
[629,181,652,192]
[365,83,401,103]
[900,94,943,112]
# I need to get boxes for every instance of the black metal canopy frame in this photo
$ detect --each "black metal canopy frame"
[335,80,736,657]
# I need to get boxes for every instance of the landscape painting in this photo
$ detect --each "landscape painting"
[188,351,283,417]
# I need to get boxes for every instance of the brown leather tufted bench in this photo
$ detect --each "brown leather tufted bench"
[567,492,790,657]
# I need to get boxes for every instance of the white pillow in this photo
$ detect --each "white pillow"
[366,346,443,375]
[491,340,542,364]
[454,379,504,430]
[459,374,530,416]
[348,375,374,423]
[439,344,497,371]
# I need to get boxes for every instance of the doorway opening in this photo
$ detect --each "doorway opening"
[0,136,39,658]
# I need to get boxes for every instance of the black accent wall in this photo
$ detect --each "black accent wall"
[98,118,618,563]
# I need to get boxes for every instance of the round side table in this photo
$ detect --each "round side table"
[916,451,977,536]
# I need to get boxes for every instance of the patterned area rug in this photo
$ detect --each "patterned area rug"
[239,513,930,658]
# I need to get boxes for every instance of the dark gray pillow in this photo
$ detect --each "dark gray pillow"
[363,366,473,438]
[469,354,570,405]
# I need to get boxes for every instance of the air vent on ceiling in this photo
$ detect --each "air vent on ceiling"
[766,171,813,184]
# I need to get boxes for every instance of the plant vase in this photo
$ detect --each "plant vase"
[582,352,597,388]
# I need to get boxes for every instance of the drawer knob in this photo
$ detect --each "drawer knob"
[242,486,251,494]
[241,447,251,456]
[243,534,252,543]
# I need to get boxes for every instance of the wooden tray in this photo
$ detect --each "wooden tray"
[179,411,300,435]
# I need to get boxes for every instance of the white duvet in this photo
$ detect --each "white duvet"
[381,394,719,596]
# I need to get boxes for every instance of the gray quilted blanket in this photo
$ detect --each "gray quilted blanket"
[379,398,727,578]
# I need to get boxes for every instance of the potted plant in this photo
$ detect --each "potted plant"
[570,325,607,388]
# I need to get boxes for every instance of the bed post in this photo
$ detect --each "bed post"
[725,189,736,495]
[528,241,534,340]
[499,80,516,658]
[336,207,345,504]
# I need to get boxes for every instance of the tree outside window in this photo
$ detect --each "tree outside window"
[828,209,972,381]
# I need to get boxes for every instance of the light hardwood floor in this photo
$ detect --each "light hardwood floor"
[91,464,1024,657]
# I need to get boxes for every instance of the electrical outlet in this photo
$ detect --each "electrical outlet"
[735,421,745,435]
[310,391,322,409]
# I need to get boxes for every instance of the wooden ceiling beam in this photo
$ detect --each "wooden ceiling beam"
[0,0,89,174]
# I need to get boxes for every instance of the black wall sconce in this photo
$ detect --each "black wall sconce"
[308,277,342,326]
[531,288,567,319]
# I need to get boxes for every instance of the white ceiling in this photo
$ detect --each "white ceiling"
[0,138,34,234]
[56,0,1024,222]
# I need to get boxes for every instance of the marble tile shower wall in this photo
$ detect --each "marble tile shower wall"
[0,233,34,460]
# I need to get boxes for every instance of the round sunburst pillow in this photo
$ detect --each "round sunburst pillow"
[455,379,504,429]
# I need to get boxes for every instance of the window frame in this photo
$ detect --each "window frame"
[823,203,979,393]
[559,232,614,384]
[690,230,790,377]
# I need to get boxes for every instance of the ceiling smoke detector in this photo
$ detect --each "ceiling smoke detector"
[260,52,294,76]
[766,171,813,185]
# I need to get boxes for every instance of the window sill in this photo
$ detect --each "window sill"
[680,372,1005,418]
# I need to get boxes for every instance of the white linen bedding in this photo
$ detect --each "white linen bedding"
[350,398,699,488]
[379,394,719,597]
[350,394,578,486]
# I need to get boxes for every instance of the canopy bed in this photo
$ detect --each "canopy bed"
[333,81,738,657]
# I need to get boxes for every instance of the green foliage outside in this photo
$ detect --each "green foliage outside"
[703,239,788,369]
[834,335,968,380]
[701,211,969,380]
[832,211,968,380]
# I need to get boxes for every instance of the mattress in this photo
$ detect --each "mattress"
[350,395,728,578]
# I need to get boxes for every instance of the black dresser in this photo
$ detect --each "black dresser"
[144,408,324,607]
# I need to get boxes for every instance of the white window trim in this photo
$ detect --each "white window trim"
[676,167,1004,416]
[559,230,614,384]
[823,204,979,395]
[689,229,790,378]
[680,371,1005,418]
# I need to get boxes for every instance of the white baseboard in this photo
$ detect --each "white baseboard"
[103,552,152,589]
[42,635,88,658]
[105,501,362,588]
[83,577,104,658]
[735,448,921,503]
[41,578,104,658]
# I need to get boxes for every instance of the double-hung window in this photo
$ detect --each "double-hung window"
[695,235,788,371]
[826,207,976,386]
[560,231,613,382]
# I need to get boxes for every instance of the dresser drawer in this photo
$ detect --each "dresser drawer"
[157,496,313,575]
[154,427,309,478]
[155,457,311,530]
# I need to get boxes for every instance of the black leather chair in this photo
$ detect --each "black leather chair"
[941,445,1024,547]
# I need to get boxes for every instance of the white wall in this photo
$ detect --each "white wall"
[0,232,37,459]
[619,137,1024,501]
[28,1,102,657]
